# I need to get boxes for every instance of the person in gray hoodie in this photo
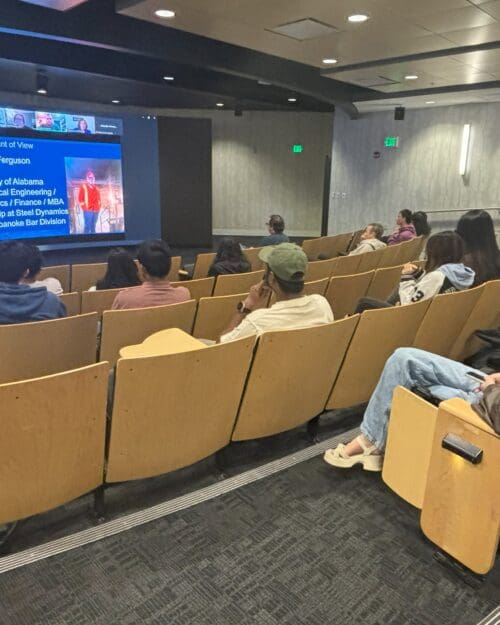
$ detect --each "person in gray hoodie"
[0,241,66,324]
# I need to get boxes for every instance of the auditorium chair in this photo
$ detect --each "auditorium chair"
[106,336,255,482]
[231,316,360,441]
[324,271,374,318]
[268,279,330,307]
[0,362,108,525]
[170,277,215,301]
[58,291,81,316]
[304,258,336,282]
[326,299,431,410]
[71,262,107,292]
[213,270,264,297]
[396,237,424,265]
[330,253,362,276]
[0,313,99,384]
[420,398,499,574]
[356,247,386,273]
[346,229,364,253]
[193,292,250,341]
[81,288,123,316]
[449,279,500,361]
[377,243,403,268]
[302,237,323,261]
[38,264,71,293]
[413,285,484,357]
[243,247,264,271]
[192,252,216,279]
[167,255,182,282]
[365,265,403,301]
[318,232,353,259]
[99,299,197,366]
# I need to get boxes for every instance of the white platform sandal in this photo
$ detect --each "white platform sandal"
[323,435,383,472]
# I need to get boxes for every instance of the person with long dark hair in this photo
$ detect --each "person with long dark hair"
[95,248,141,291]
[456,209,500,286]
[386,209,416,245]
[208,238,251,277]
[412,211,431,237]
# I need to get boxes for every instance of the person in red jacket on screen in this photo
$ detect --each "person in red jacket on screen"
[78,170,101,234]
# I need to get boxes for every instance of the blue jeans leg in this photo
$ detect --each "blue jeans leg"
[83,211,99,234]
[360,347,484,451]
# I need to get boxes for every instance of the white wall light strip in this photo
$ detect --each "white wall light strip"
[459,123,471,176]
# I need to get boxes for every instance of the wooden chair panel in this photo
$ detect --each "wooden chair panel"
[326,299,431,410]
[232,316,360,441]
[100,299,197,366]
[303,278,330,297]
[413,285,484,358]
[0,313,98,384]
[330,253,362,276]
[449,279,500,361]
[81,288,123,316]
[346,229,364,253]
[192,252,216,279]
[382,387,438,509]
[378,244,403,268]
[0,362,108,524]
[167,256,182,282]
[421,399,500,574]
[365,265,403,301]
[305,258,336,282]
[71,262,107,292]
[213,270,264,297]
[319,233,353,259]
[38,265,70,293]
[59,291,81,317]
[397,237,424,264]
[243,247,264,271]
[356,247,385,273]
[170,277,215,301]
[325,271,374,318]
[107,336,255,482]
[302,237,323,261]
[193,292,249,341]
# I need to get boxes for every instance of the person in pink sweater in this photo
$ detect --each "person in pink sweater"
[386,209,417,245]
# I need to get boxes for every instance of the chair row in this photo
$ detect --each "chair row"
[301,230,362,261]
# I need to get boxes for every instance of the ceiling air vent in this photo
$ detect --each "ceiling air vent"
[269,19,339,41]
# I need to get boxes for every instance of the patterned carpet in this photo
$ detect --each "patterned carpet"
[0,453,498,625]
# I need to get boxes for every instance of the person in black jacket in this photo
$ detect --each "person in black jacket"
[208,239,251,277]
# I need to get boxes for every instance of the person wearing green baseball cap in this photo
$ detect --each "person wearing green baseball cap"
[220,243,333,342]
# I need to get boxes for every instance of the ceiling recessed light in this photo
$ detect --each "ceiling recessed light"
[216,102,224,107]
[348,14,369,22]
[322,58,338,64]
[405,75,418,80]
[37,88,47,95]
[155,9,175,18]
[111,99,120,104]
[425,100,435,104]
[163,75,175,81]
[288,97,297,102]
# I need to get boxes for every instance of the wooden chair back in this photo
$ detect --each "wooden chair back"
[100,300,197,366]
[71,262,107,292]
[325,271,374,318]
[420,398,500,574]
[38,265,71,292]
[330,253,362,276]
[356,247,385,273]
[378,244,403,268]
[213,270,264,297]
[398,237,423,264]
[305,258,336,282]
[365,265,403,301]
[413,285,484,357]
[107,336,255,482]
[382,387,438,509]
[449,279,500,361]
[81,288,123,316]
[302,237,323,261]
[303,278,330,297]
[326,299,431,410]
[231,316,360,441]
[346,229,364,253]
[0,362,108,524]
[170,277,215,301]
[319,232,353,259]
[192,252,216,279]
[243,247,264,271]
[0,313,98,384]
[167,255,182,282]
[59,291,81,316]
[193,292,249,341]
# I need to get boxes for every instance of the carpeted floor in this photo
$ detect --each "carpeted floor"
[1,451,498,625]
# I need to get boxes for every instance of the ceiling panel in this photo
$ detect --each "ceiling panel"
[413,6,496,33]
[479,0,500,19]
[441,21,500,45]
[355,87,500,111]
[379,0,470,17]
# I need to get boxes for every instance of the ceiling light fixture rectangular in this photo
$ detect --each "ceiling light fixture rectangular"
[269,19,339,41]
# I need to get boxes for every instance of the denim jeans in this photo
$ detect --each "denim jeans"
[83,211,99,234]
[361,347,484,450]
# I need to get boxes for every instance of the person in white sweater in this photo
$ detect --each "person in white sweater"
[349,223,386,256]
[19,244,63,295]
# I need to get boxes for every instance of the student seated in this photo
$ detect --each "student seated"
[456,209,500,286]
[0,241,66,323]
[208,238,251,277]
[112,239,190,310]
[348,223,386,255]
[259,215,289,247]
[324,347,500,471]
[220,242,333,342]
[386,209,417,245]
[19,244,63,295]
[355,231,474,312]
[412,211,431,238]
[91,248,141,291]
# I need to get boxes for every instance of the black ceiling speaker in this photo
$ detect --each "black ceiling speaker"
[394,106,405,121]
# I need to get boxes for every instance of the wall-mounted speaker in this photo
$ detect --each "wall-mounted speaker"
[394,106,405,121]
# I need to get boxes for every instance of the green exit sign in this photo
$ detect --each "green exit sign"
[292,144,304,153]
[384,136,399,148]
